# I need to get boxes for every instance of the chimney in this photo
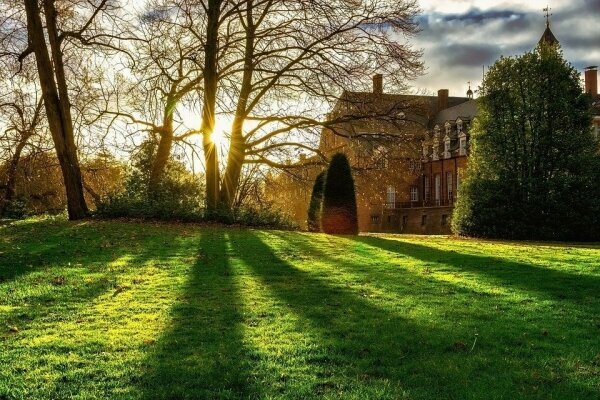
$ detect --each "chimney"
[585,66,598,96]
[438,89,449,111]
[373,74,383,95]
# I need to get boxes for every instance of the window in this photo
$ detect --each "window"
[410,186,418,202]
[402,215,408,228]
[386,186,396,209]
[459,133,467,156]
[446,171,453,200]
[371,215,380,224]
[434,174,441,204]
[444,136,451,159]
[421,214,427,226]
[424,176,430,201]
[432,139,439,161]
[456,170,461,198]
[441,214,448,226]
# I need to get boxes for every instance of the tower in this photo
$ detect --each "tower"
[538,6,559,46]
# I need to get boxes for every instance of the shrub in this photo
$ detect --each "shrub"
[96,139,205,221]
[307,171,326,232]
[321,153,358,235]
[0,197,27,219]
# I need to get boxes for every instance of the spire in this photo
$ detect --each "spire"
[538,6,559,46]
[544,6,551,28]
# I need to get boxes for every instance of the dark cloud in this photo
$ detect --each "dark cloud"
[438,44,500,67]
[441,9,525,23]
[411,1,600,94]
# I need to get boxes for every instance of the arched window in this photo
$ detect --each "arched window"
[386,186,396,209]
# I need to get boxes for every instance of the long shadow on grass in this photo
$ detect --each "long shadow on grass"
[140,229,254,399]
[0,220,184,337]
[350,236,600,304]
[244,233,595,398]
[233,230,466,397]
[0,220,141,283]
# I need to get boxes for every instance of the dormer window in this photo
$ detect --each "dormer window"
[443,135,451,159]
[422,141,428,158]
[432,138,439,161]
[456,118,463,132]
[458,132,467,156]
[445,122,451,135]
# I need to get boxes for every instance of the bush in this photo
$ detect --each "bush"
[96,139,297,229]
[321,153,358,235]
[96,139,205,221]
[307,171,325,232]
[0,197,27,219]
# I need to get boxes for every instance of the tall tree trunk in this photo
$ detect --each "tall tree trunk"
[219,125,245,209]
[24,0,88,220]
[220,2,255,209]
[0,135,28,216]
[149,114,174,190]
[201,0,221,213]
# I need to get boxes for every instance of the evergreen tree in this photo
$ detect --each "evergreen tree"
[452,43,600,240]
[307,171,326,232]
[321,153,358,235]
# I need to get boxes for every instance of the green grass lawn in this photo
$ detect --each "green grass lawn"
[0,218,599,399]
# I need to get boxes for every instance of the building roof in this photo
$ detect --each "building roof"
[434,99,478,125]
[538,24,559,46]
[332,90,472,131]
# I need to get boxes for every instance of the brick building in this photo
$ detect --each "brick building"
[269,24,600,234]
[268,76,476,233]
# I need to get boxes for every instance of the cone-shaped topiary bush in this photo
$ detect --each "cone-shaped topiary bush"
[321,153,358,235]
[307,171,326,232]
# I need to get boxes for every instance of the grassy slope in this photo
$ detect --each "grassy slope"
[0,218,599,399]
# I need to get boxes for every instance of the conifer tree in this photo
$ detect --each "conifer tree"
[307,171,326,232]
[321,153,358,235]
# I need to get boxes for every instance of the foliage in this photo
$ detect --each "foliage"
[0,197,27,219]
[452,44,600,241]
[1,219,599,399]
[306,171,326,232]
[96,139,296,228]
[321,153,358,234]
[96,139,205,221]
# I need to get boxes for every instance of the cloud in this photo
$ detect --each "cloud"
[408,1,600,96]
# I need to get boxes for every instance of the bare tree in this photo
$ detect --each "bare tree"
[3,0,132,219]
[212,0,423,209]
[0,73,45,216]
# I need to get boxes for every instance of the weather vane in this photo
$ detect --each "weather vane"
[543,6,552,27]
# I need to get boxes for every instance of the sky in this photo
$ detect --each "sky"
[411,0,600,97]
